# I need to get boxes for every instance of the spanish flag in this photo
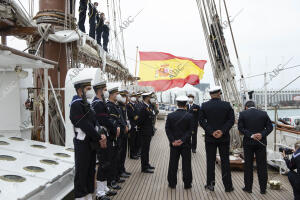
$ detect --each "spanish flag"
[138,52,207,91]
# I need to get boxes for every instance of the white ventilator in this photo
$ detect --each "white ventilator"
[75,195,88,200]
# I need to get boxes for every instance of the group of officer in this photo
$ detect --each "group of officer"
[70,77,299,199]
[78,0,110,51]
[165,86,286,196]
[70,78,158,200]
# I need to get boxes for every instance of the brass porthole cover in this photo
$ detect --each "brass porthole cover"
[31,144,46,149]
[66,148,74,152]
[0,175,26,182]
[40,159,59,165]
[54,153,70,158]
[23,166,45,173]
[0,155,16,161]
[0,141,9,145]
[9,137,24,141]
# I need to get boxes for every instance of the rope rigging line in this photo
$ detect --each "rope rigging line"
[117,0,127,67]
[17,0,31,19]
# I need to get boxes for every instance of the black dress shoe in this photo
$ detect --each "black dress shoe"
[96,195,110,200]
[204,185,214,191]
[116,178,126,183]
[108,181,122,190]
[130,155,139,160]
[260,190,266,194]
[124,171,131,176]
[148,165,155,170]
[168,184,176,189]
[225,187,234,192]
[192,149,196,153]
[106,190,117,196]
[120,172,130,178]
[184,184,192,189]
[242,187,252,193]
[142,168,154,173]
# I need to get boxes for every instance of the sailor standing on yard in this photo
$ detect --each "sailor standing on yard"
[78,0,88,33]
[165,95,193,189]
[199,86,235,192]
[238,100,273,194]
[69,78,107,200]
[88,1,99,39]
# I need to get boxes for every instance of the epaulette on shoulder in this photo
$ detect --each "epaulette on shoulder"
[129,103,134,110]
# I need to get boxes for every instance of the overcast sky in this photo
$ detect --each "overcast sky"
[9,0,300,90]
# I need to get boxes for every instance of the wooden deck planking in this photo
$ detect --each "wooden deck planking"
[112,120,294,200]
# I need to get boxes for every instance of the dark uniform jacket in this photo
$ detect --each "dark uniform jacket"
[88,2,97,18]
[165,109,193,147]
[102,24,110,37]
[96,13,104,28]
[137,102,155,136]
[238,108,273,146]
[91,97,115,138]
[187,103,200,128]
[284,148,300,176]
[118,102,128,134]
[127,102,139,128]
[70,95,101,142]
[151,104,159,116]
[106,100,124,139]
[199,98,235,143]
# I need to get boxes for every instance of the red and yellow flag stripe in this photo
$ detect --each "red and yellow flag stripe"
[138,52,206,91]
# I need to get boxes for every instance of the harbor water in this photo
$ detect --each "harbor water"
[266,109,300,121]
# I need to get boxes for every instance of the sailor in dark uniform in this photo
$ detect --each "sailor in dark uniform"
[78,0,88,33]
[102,21,110,52]
[117,90,131,178]
[135,92,144,157]
[187,93,200,153]
[238,100,273,194]
[92,80,117,199]
[127,92,139,159]
[199,86,235,192]
[137,92,156,173]
[96,13,105,45]
[150,93,159,131]
[88,1,98,39]
[106,87,123,190]
[283,141,300,200]
[166,95,193,189]
[70,78,107,200]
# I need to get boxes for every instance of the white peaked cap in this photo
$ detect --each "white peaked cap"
[141,92,153,96]
[92,80,106,87]
[73,78,92,86]
[108,86,119,93]
[176,95,189,102]
[209,86,222,94]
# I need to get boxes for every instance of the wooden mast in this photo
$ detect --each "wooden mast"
[34,0,68,143]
